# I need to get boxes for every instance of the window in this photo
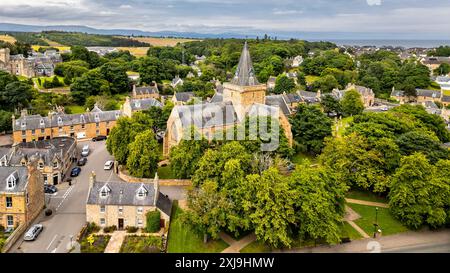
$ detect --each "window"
[100,218,105,226]
[43,175,48,184]
[31,129,35,135]
[53,161,58,168]
[38,162,44,169]
[137,207,143,214]
[6,197,13,208]
[7,215,14,227]
[40,128,45,134]
[96,122,100,128]
[106,121,110,126]
[81,124,85,129]
[96,129,100,135]
[70,125,74,131]
[100,205,105,213]
[118,207,123,214]
[21,130,26,136]
[137,219,143,227]
[6,173,17,189]
[26,193,29,205]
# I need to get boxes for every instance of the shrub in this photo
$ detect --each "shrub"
[103,225,117,233]
[126,226,138,233]
[145,211,161,233]
[86,222,100,234]
[0,225,4,233]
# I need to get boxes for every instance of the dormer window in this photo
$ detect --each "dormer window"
[115,112,120,119]
[99,184,111,198]
[95,114,100,121]
[136,184,148,199]
[80,115,85,124]
[0,155,7,167]
[135,101,141,108]
[40,119,45,126]
[6,172,18,190]
[21,121,26,128]
[38,161,44,169]
[57,117,63,126]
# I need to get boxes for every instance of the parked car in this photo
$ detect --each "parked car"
[92,135,107,142]
[77,157,87,166]
[23,224,43,241]
[44,184,57,194]
[81,145,90,157]
[104,160,114,170]
[71,167,81,177]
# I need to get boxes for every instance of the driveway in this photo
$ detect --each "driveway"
[9,140,120,253]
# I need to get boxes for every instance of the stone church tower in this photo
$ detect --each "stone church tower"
[222,42,267,119]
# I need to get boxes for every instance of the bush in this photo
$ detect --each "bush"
[103,225,117,233]
[86,222,101,234]
[126,226,138,233]
[0,225,4,233]
[145,211,161,233]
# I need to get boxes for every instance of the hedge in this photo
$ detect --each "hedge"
[146,210,161,233]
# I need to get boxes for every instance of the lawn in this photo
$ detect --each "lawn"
[0,34,17,43]
[33,76,67,89]
[167,201,229,253]
[443,90,450,96]
[291,152,317,165]
[157,165,176,179]
[346,190,388,204]
[120,235,163,253]
[305,75,319,85]
[66,105,86,114]
[348,203,408,236]
[340,222,363,240]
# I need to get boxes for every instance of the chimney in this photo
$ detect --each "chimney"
[89,171,96,189]
[20,109,28,118]
[132,84,137,97]
[153,172,159,205]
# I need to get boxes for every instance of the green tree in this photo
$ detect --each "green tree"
[312,74,340,93]
[290,104,332,154]
[273,75,295,94]
[395,131,449,164]
[340,89,364,117]
[99,61,130,94]
[434,63,450,76]
[389,153,450,229]
[145,211,161,233]
[70,69,110,104]
[126,130,160,178]
[320,94,342,116]
[244,168,296,248]
[1,81,33,111]
[0,110,12,132]
[185,180,232,243]
[291,164,347,244]
[169,136,210,179]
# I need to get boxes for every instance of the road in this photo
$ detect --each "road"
[277,229,450,253]
[9,140,187,253]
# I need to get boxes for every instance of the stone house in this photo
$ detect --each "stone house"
[172,92,195,105]
[132,84,159,100]
[12,106,121,144]
[86,172,172,230]
[416,89,442,103]
[170,76,184,89]
[122,97,163,118]
[266,76,276,91]
[0,48,61,78]
[0,161,44,230]
[0,137,77,185]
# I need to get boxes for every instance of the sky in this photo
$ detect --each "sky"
[1,0,450,39]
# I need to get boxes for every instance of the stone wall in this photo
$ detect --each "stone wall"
[117,166,192,186]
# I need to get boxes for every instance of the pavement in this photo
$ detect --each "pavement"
[275,229,450,253]
[219,232,257,253]
[8,140,187,253]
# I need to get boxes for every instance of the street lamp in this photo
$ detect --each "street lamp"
[373,207,379,238]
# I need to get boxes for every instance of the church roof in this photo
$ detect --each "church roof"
[230,42,260,86]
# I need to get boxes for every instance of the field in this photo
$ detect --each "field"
[0,34,16,43]
[128,37,199,47]
[32,45,71,52]
[118,47,149,57]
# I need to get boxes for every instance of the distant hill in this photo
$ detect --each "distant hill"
[0,23,253,39]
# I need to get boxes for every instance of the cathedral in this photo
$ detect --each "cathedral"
[163,42,293,156]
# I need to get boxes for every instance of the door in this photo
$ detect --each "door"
[118,218,124,230]
[106,128,110,135]
[53,174,59,185]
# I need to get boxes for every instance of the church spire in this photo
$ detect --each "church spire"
[231,41,260,86]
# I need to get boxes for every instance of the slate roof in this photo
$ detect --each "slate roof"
[87,181,172,216]
[442,95,450,102]
[391,89,405,97]
[283,93,302,104]
[210,93,223,103]
[0,166,28,193]
[230,42,260,86]
[175,101,238,129]
[129,98,162,111]
[134,85,159,95]
[265,95,291,116]
[416,89,441,98]
[174,92,195,103]
[422,57,450,65]
[14,109,122,131]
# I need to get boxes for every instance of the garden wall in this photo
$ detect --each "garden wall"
[117,165,192,186]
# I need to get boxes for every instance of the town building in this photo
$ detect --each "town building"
[123,97,163,117]
[170,76,184,89]
[86,172,172,230]
[12,106,122,144]
[0,48,62,78]
[421,56,450,72]
[132,84,160,100]
[172,92,195,105]
[163,42,293,156]
[267,76,276,91]
[0,137,76,185]
[0,161,44,230]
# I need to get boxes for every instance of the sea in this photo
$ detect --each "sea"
[318,40,450,48]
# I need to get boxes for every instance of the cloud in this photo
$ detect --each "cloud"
[119,4,132,9]
[366,0,382,6]
[272,9,303,15]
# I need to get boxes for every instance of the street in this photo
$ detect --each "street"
[8,140,186,253]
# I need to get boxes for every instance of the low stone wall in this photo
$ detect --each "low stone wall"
[1,224,27,253]
[117,166,191,186]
